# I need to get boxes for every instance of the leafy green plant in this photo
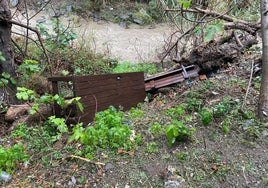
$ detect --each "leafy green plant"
[0,72,17,87]
[36,18,77,48]
[46,116,68,142]
[128,107,144,119]
[199,107,213,125]
[204,20,224,42]
[69,106,140,158]
[146,142,159,153]
[18,59,41,76]
[11,123,29,138]
[16,87,83,115]
[185,97,203,112]
[165,120,195,147]
[214,97,233,117]
[221,116,232,134]
[176,151,189,161]
[133,8,153,25]
[0,51,5,62]
[149,122,163,137]
[178,0,192,8]
[0,143,28,174]
[165,104,185,117]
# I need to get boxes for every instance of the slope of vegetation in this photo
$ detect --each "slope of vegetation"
[0,0,267,187]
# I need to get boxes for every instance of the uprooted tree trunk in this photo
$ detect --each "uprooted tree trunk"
[161,6,261,73]
[178,32,258,72]
[0,0,17,104]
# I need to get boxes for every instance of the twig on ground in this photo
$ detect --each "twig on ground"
[68,155,105,166]
[242,60,254,109]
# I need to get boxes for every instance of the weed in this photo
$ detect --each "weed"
[149,122,163,137]
[146,142,159,153]
[199,108,213,126]
[36,18,77,49]
[176,151,189,161]
[221,120,231,134]
[69,106,141,158]
[0,143,29,174]
[165,104,185,117]
[11,124,29,138]
[128,107,144,119]
[185,97,203,112]
[165,120,195,147]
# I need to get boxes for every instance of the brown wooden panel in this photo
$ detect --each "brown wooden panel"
[70,72,145,124]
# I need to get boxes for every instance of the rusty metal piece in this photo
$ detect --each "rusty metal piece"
[144,65,199,91]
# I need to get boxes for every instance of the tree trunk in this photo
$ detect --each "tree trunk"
[0,0,17,104]
[258,0,268,119]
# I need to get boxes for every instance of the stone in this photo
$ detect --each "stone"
[164,180,181,188]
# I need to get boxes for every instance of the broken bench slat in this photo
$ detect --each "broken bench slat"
[144,65,199,91]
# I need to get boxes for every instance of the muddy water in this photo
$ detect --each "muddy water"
[75,21,171,63]
[11,9,172,63]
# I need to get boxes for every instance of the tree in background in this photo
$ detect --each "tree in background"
[0,0,17,104]
[258,0,268,120]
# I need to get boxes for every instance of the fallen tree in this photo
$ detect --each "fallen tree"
[159,3,261,73]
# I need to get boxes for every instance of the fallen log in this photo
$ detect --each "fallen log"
[173,32,258,73]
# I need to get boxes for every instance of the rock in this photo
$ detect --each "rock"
[104,163,114,172]
[133,19,143,25]
[262,130,268,137]
[119,13,130,20]
[36,18,46,24]
[9,0,19,8]
[0,171,11,182]
[164,180,181,188]
[66,5,73,12]
[119,22,129,29]
[5,104,30,122]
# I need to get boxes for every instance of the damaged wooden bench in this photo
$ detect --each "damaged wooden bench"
[48,65,199,125]
[48,72,146,125]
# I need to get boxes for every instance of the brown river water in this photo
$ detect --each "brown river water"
[11,9,173,63]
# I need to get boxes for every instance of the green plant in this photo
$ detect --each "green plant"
[222,118,231,134]
[112,61,157,74]
[128,107,144,119]
[199,107,213,125]
[0,51,5,62]
[165,104,185,117]
[69,106,140,158]
[146,142,159,153]
[165,120,195,147]
[0,143,28,174]
[36,18,77,49]
[185,97,203,112]
[149,122,163,137]
[18,59,42,76]
[214,97,234,117]
[0,72,17,87]
[11,124,29,138]
[46,116,68,142]
[133,8,153,25]
[176,151,189,161]
[16,87,83,115]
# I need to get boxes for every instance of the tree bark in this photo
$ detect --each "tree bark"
[258,0,268,119]
[0,0,17,104]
